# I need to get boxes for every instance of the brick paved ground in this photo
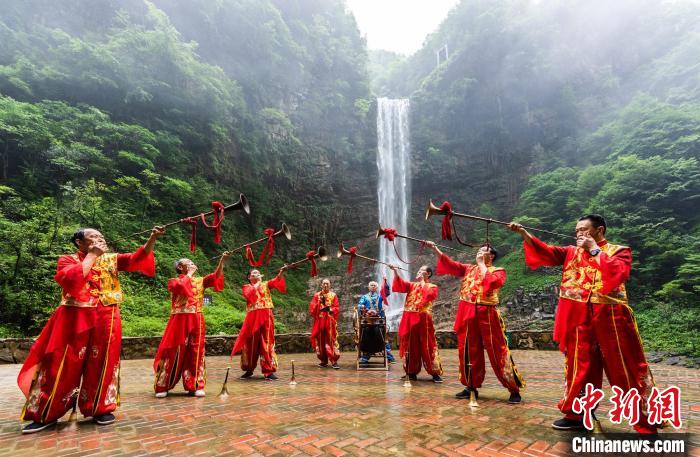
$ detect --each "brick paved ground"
[0,350,697,456]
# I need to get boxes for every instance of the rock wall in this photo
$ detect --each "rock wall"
[505,285,559,321]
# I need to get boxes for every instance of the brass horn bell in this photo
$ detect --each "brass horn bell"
[424,199,448,221]
[337,242,350,258]
[278,223,292,241]
[231,193,251,215]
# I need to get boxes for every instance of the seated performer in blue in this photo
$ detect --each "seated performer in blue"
[357,279,395,363]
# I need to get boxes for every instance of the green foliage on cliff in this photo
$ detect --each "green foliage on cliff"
[0,0,372,337]
[377,0,700,355]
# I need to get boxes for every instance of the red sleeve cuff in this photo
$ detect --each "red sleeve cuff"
[436,253,468,277]
[54,260,87,298]
[168,276,193,299]
[482,270,506,294]
[523,237,565,269]
[392,275,410,293]
[117,246,156,277]
[598,250,631,294]
[204,271,225,292]
[269,276,287,294]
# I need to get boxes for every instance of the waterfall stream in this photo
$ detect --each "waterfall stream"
[375,98,411,330]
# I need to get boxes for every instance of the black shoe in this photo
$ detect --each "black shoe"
[264,373,278,381]
[455,388,470,399]
[400,374,418,381]
[552,418,585,430]
[432,375,443,383]
[94,413,115,425]
[317,363,328,368]
[331,363,340,370]
[240,371,254,379]
[508,392,522,404]
[21,421,57,434]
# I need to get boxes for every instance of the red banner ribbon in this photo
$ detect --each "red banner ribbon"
[181,217,198,252]
[244,228,276,267]
[382,228,397,241]
[346,246,358,273]
[306,250,318,277]
[380,277,389,305]
[439,201,453,240]
[199,201,225,244]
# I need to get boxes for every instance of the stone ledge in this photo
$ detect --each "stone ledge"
[0,330,557,363]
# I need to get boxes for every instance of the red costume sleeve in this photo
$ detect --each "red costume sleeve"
[116,246,156,277]
[167,275,193,299]
[203,271,225,292]
[242,283,258,305]
[331,294,340,320]
[54,255,87,298]
[418,284,439,309]
[482,269,506,295]
[436,253,470,277]
[267,275,287,294]
[392,275,412,293]
[309,293,319,319]
[598,247,631,295]
[523,236,568,269]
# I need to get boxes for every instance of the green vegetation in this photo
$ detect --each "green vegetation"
[0,0,372,337]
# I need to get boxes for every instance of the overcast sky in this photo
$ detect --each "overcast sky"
[346,0,460,55]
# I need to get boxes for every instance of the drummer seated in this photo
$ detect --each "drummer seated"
[357,280,395,364]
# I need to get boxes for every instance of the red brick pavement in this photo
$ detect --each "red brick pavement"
[0,350,697,456]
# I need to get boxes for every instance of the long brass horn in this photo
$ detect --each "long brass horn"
[285,246,329,270]
[116,193,251,241]
[376,225,471,253]
[337,242,408,271]
[212,223,292,260]
[424,199,572,239]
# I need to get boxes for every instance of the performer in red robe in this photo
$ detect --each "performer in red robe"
[231,267,287,380]
[509,215,657,433]
[18,226,164,434]
[153,252,229,398]
[389,265,443,383]
[429,242,525,403]
[309,278,341,369]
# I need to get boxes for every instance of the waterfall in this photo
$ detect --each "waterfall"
[375,98,411,330]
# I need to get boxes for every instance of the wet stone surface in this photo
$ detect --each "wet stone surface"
[0,350,697,456]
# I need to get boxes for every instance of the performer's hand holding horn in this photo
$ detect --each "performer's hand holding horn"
[507,222,533,244]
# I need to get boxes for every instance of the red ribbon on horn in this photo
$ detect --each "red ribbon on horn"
[346,246,358,273]
[380,276,390,305]
[200,201,225,244]
[439,201,453,240]
[382,228,397,241]
[306,250,318,277]
[180,217,198,252]
[245,228,276,267]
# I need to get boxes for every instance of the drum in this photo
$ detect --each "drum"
[359,316,386,354]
